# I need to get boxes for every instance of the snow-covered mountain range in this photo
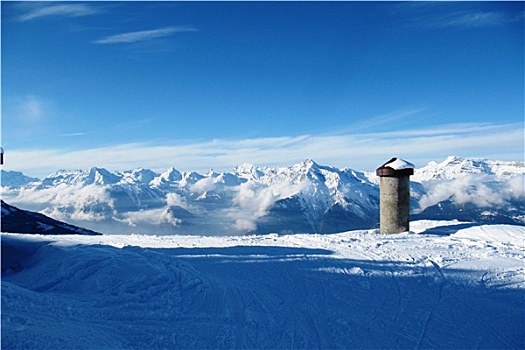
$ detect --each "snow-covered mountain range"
[2,156,523,235]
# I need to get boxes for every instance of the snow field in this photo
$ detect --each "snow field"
[2,221,524,349]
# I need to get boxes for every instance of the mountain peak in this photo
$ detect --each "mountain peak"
[289,159,320,174]
[163,167,183,181]
[87,167,121,185]
[180,171,205,186]
[234,163,264,180]
[302,159,319,168]
[1,170,40,187]
[445,155,464,163]
[129,168,157,184]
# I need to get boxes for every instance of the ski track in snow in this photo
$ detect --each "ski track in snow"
[1,220,524,349]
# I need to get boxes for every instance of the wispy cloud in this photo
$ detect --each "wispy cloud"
[56,132,90,138]
[18,3,99,22]
[4,122,523,178]
[2,95,55,141]
[342,108,426,133]
[393,2,523,29]
[431,11,509,28]
[13,95,48,123]
[93,26,198,44]
[22,96,45,121]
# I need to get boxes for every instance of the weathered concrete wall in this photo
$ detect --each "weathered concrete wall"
[379,175,410,234]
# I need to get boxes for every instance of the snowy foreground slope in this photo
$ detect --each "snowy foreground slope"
[2,221,524,349]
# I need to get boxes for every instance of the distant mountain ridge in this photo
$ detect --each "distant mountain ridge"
[1,156,523,235]
[412,156,524,182]
[1,200,101,235]
[1,170,40,187]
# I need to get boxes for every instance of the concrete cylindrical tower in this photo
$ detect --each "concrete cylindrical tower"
[376,157,414,234]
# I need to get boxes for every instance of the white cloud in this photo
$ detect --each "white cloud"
[343,108,426,133]
[4,184,115,222]
[19,4,99,22]
[232,218,258,232]
[166,192,189,209]
[395,3,522,30]
[4,122,523,179]
[417,174,524,212]
[94,26,198,44]
[435,12,508,28]
[190,176,217,194]
[2,95,55,140]
[56,132,90,138]
[117,208,182,228]
[225,178,311,232]
[17,95,46,122]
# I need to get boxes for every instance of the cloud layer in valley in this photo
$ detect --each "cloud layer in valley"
[417,174,524,213]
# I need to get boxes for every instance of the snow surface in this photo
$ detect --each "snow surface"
[383,158,415,170]
[2,220,524,349]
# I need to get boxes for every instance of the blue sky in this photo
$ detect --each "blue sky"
[2,1,523,177]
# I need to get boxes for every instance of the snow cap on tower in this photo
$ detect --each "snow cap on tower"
[376,157,414,177]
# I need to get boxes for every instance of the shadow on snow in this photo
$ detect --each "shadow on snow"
[419,222,484,236]
[1,235,523,350]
